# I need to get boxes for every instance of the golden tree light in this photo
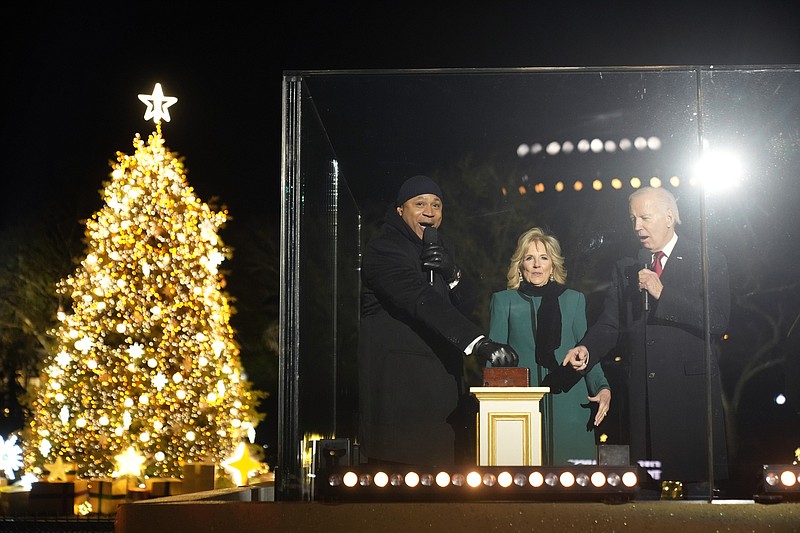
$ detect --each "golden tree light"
[115,446,146,477]
[44,456,73,481]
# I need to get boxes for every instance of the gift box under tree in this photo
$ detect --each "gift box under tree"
[146,477,183,497]
[127,486,150,501]
[29,480,88,515]
[88,477,127,514]
[0,485,30,516]
[182,462,216,493]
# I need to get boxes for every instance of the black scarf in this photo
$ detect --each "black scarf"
[518,280,566,370]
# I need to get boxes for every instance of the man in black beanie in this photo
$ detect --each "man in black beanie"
[357,175,519,466]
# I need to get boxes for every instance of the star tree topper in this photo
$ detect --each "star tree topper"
[138,83,178,124]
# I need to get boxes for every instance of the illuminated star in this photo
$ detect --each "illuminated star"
[152,372,168,391]
[128,342,145,359]
[115,446,146,477]
[74,336,94,353]
[222,442,262,486]
[138,83,178,124]
[55,350,72,367]
[44,456,74,482]
[0,434,23,480]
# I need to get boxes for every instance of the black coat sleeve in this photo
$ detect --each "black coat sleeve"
[362,229,484,352]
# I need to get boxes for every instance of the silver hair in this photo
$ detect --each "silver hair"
[629,186,681,225]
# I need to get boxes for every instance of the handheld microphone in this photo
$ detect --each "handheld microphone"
[637,248,652,312]
[422,225,438,286]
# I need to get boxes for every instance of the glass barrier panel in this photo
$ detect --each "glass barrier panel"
[281,66,800,501]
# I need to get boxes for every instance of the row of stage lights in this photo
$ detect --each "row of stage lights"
[516,136,663,158]
[759,465,800,503]
[503,175,686,197]
[317,466,640,502]
[510,147,744,196]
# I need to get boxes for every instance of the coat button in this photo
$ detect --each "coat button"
[647,339,655,346]
[648,372,656,379]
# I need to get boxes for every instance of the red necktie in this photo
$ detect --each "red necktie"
[652,251,665,277]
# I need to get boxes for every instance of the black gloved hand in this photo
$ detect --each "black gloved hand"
[420,243,459,283]
[473,338,519,367]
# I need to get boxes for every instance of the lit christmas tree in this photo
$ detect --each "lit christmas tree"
[22,84,263,480]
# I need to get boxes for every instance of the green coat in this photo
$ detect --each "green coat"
[489,288,609,465]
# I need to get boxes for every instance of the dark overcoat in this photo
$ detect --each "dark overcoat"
[580,236,730,483]
[358,209,483,466]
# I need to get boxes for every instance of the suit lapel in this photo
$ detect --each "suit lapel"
[661,236,700,284]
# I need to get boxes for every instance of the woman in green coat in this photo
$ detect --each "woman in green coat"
[489,227,611,465]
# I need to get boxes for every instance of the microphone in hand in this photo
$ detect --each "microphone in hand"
[637,248,652,312]
[473,338,519,367]
[421,226,459,283]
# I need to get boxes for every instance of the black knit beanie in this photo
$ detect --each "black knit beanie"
[395,175,443,206]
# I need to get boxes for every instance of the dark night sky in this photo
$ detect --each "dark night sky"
[3,2,799,229]
[3,2,799,232]
[3,1,799,456]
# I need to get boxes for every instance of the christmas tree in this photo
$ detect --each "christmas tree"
[22,84,263,480]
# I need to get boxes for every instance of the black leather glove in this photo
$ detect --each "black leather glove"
[473,338,519,367]
[420,243,459,283]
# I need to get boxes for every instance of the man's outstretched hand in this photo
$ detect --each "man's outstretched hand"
[563,345,589,371]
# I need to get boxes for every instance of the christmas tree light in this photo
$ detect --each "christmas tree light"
[222,441,262,486]
[0,434,23,480]
[22,84,263,479]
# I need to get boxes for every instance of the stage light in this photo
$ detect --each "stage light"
[622,471,638,487]
[317,466,641,503]
[374,471,388,487]
[694,149,744,193]
[757,465,800,503]
[405,472,420,487]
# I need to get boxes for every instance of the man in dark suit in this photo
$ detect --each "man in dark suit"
[357,175,518,466]
[563,186,730,498]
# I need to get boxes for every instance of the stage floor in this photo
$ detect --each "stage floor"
[116,499,799,532]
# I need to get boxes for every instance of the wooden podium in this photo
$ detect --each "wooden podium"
[470,368,549,466]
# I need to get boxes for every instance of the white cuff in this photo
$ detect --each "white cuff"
[464,335,484,355]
